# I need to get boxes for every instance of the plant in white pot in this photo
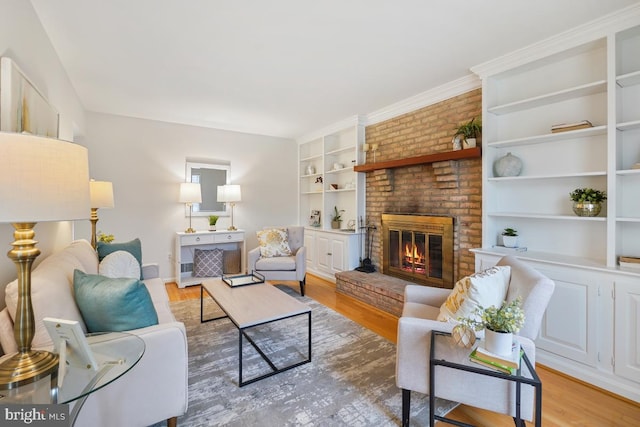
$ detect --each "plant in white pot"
[502,227,518,248]
[454,117,482,149]
[208,215,219,231]
[459,297,525,356]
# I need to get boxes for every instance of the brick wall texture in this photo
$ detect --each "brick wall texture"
[364,88,482,282]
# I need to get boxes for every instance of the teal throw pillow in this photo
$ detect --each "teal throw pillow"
[96,238,143,279]
[73,269,158,333]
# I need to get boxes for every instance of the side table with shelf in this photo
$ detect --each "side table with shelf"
[428,331,541,427]
[175,230,245,288]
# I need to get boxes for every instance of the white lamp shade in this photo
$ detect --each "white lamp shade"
[217,184,241,203]
[90,180,115,209]
[179,182,202,204]
[0,132,90,223]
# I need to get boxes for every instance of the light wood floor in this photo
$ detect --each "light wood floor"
[166,274,640,426]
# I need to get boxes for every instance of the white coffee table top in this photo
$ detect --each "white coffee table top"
[201,279,311,328]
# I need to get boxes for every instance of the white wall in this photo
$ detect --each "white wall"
[0,0,86,304]
[76,112,298,282]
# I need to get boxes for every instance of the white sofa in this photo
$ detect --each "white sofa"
[0,239,188,427]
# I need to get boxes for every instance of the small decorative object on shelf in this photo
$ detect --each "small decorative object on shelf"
[619,256,640,270]
[454,117,482,149]
[459,297,525,356]
[501,228,518,248]
[330,184,339,190]
[208,215,219,231]
[451,323,476,348]
[314,176,323,192]
[309,210,321,227]
[569,188,607,217]
[493,152,523,177]
[331,206,344,229]
[551,120,593,133]
[305,164,316,175]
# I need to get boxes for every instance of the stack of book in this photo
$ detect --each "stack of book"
[550,120,593,133]
[469,341,523,375]
[619,256,640,270]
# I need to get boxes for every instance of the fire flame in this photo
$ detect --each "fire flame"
[404,243,424,263]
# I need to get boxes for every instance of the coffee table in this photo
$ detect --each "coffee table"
[200,278,311,386]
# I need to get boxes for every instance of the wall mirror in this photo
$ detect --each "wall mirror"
[186,160,230,216]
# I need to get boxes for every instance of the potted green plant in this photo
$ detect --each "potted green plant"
[501,227,518,248]
[459,297,525,356]
[331,206,344,229]
[454,117,482,149]
[208,215,219,231]
[569,188,607,217]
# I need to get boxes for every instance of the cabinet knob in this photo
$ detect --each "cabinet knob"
[227,235,232,240]
[327,252,332,256]
[196,237,200,242]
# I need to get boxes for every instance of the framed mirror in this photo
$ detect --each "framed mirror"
[186,160,230,216]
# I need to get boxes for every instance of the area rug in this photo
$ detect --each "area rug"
[167,285,457,426]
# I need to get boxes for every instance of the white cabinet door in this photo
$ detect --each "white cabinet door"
[535,266,601,367]
[316,234,331,273]
[615,277,640,383]
[330,237,346,272]
[304,230,316,269]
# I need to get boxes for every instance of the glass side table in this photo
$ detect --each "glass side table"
[430,331,542,427]
[0,332,144,426]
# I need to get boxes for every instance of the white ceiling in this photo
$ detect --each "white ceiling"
[29,0,639,139]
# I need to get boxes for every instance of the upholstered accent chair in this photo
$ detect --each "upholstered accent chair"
[396,256,555,426]
[247,226,307,295]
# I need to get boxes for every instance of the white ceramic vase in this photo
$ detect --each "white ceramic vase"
[503,235,518,248]
[484,328,513,356]
[493,152,523,177]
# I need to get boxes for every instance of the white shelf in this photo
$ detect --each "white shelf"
[487,212,607,221]
[300,173,323,178]
[617,70,640,87]
[487,80,607,115]
[616,169,640,176]
[487,125,607,148]
[617,217,640,223]
[300,154,322,162]
[326,146,355,156]
[326,188,355,193]
[325,167,353,174]
[488,171,607,181]
[616,119,640,131]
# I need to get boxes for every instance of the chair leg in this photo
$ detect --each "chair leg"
[402,388,410,427]
[299,275,306,296]
[167,416,177,427]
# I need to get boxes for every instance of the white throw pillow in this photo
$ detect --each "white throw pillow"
[437,266,511,322]
[257,228,292,258]
[99,250,141,279]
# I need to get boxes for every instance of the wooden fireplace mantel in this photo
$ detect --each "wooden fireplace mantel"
[353,147,481,172]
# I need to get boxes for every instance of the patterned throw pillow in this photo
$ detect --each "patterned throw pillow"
[257,228,292,258]
[193,248,223,277]
[437,266,511,323]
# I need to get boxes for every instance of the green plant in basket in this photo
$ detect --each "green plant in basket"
[332,206,344,222]
[459,297,525,333]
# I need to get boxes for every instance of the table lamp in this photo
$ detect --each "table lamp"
[0,132,90,389]
[179,182,202,233]
[89,180,115,249]
[217,184,241,231]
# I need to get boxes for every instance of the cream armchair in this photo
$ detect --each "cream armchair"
[396,255,555,426]
[247,226,307,295]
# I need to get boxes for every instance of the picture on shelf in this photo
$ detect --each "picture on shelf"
[309,210,321,227]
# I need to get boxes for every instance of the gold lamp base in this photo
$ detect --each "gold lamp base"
[0,350,59,390]
[185,227,196,233]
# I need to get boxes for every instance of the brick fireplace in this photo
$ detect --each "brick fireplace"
[335,89,483,316]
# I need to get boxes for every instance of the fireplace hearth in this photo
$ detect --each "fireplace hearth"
[381,213,453,288]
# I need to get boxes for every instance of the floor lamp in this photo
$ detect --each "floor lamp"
[89,180,115,249]
[179,182,202,233]
[0,132,90,389]
[217,184,241,231]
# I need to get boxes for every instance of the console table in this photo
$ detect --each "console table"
[175,230,245,288]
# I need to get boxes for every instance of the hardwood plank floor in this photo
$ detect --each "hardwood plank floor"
[166,274,640,426]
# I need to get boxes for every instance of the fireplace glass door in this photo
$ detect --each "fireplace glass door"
[389,230,443,280]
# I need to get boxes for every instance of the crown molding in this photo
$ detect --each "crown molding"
[364,74,480,126]
[471,3,640,78]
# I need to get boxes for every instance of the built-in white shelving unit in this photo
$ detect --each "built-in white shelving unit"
[470,9,640,403]
[297,117,366,282]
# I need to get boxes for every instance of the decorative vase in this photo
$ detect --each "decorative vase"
[452,135,463,151]
[331,220,341,229]
[463,137,477,149]
[208,225,216,231]
[484,328,513,356]
[305,164,316,175]
[493,152,523,177]
[572,201,602,217]
[503,235,518,248]
[452,324,476,348]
